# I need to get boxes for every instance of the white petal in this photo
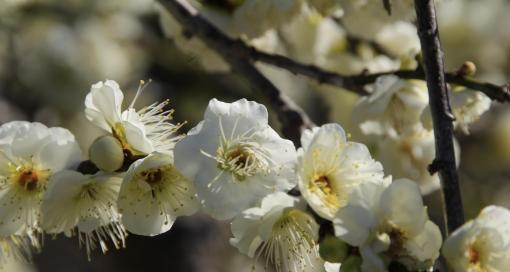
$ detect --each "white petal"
[405,220,442,262]
[85,80,124,131]
[123,121,153,154]
[380,179,427,236]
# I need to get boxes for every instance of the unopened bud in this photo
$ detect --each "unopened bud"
[340,255,362,272]
[457,61,477,77]
[89,135,124,172]
[319,235,348,263]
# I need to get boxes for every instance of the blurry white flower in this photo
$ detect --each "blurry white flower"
[443,205,510,272]
[85,79,182,155]
[297,123,384,220]
[422,89,491,134]
[174,98,297,220]
[375,22,420,57]
[230,192,322,272]
[353,76,429,137]
[117,152,199,236]
[339,0,415,40]
[41,170,126,259]
[0,121,81,240]
[334,179,442,271]
[376,129,441,194]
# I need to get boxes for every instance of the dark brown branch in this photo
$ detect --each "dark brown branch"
[414,0,465,234]
[159,0,314,144]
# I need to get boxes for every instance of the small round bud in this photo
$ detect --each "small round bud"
[340,255,362,272]
[457,61,477,77]
[89,135,124,172]
[319,235,348,263]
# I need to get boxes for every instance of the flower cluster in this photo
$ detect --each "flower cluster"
[0,79,507,272]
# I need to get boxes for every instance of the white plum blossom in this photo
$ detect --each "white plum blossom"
[422,88,492,134]
[85,79,182,156]
[174,99,297,220]
[375,22,420,58]
[40,170,126,259]
[377,129,438,194]
[0,121,81,240]
[117,152,199,236]
[443,206,510,272]
[230,192,322,272]
[297,123,384,220]
[353,75,429,137]
[334,179,442,272]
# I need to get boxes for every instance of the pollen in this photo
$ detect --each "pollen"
[12,164,49,192]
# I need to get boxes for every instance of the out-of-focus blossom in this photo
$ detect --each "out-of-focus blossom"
[443,206,510,272]
[353,76,429,137]
[297,123,384,220]
[174,99,297,220]
[334,179,442,271]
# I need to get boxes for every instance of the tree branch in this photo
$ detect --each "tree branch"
[159,0,314,145]
[158,1,510,102]
[414,0,465,234]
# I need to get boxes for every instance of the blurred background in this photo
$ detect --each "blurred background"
[1,0,510,271]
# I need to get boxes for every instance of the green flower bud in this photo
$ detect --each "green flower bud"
[89,135,124,172]
[340,255,362,272]
[319,235,348,263]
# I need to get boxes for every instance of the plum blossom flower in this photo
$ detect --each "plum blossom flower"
[85,79,182,156]
[230,192,322,272]
[297,123,384,220]
[40,171,126,259]
[117,152,199,236]
[353,75,429,137]
[0,121,81,240]
[334,179,442,272]
[442,206,510,272]
[174,99,297,220]
[422,88,492,134]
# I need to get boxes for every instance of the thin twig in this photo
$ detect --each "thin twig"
[159,0,314,145]
[158,1,510,102]
[414,0,465,234]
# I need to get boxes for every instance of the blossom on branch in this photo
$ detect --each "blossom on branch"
[0,121,81,243]
[442,205,510,272]
[85,79,182,156]
[334,178,442,271]
[297,123,384,220]
[40,171,126,259]
[230,192,322,272]
[117,152,199,236]
[174,98,297,220]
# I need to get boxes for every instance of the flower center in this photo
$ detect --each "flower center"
[140,169,164,185]
[386,227,407,258]
[309,173,341,210]
[216,140,271,181]
[259,208,318,272]
[12,165,49,192]
[468,246,480,265]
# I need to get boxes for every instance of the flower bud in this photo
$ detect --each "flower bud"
[319,235,348,263]
[89,135,124,172]
[340,255,362,272]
